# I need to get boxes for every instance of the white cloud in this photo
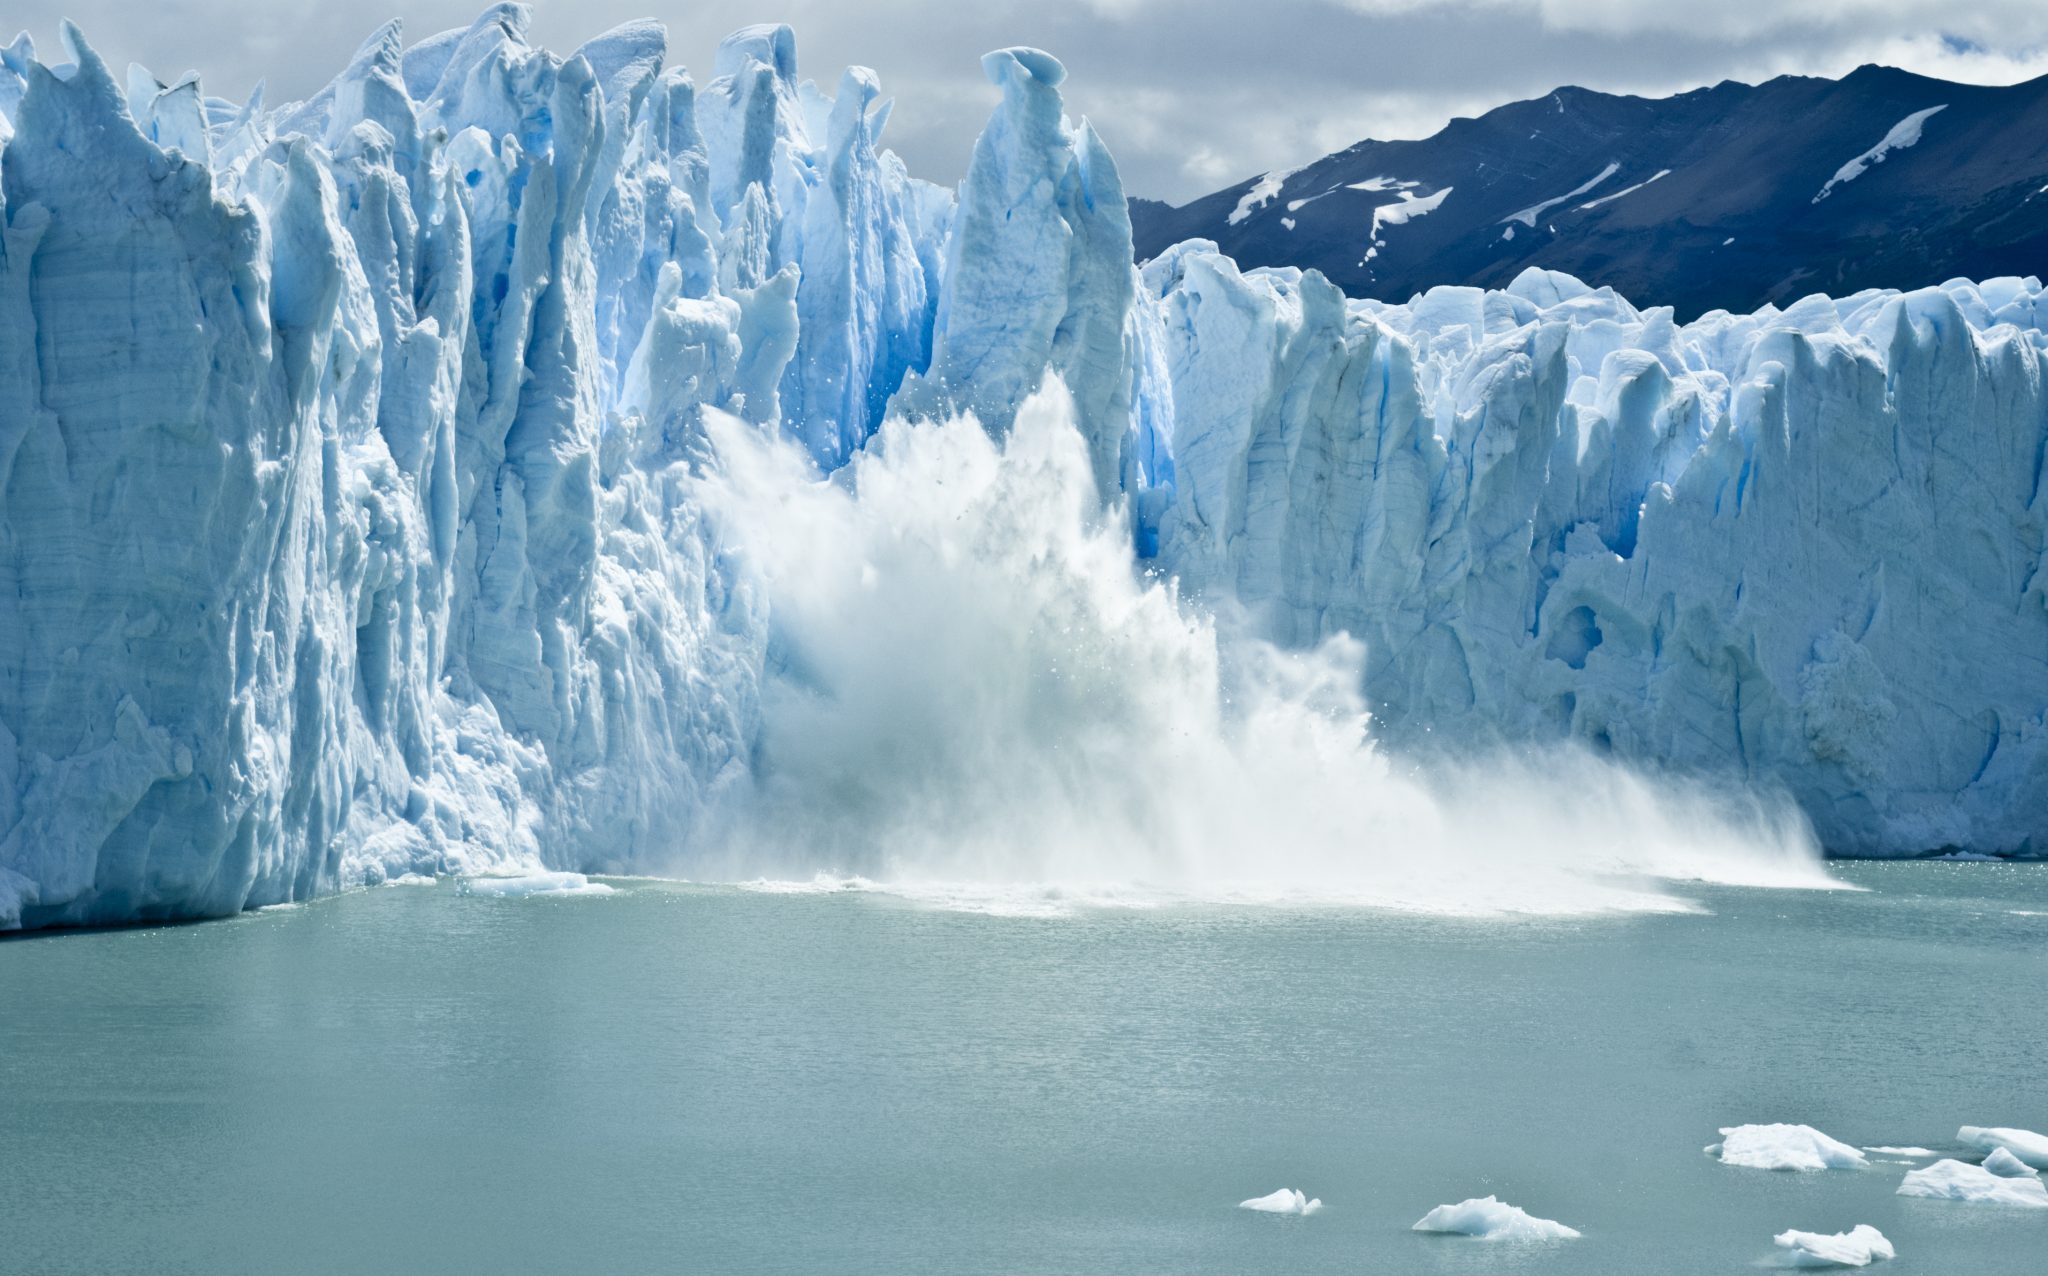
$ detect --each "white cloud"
[1336,0,2048,45]
[8,0,2045,204]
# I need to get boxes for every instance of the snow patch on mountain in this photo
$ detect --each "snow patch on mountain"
[1505,160,1618,227]
[1363,185,1450,262]
[1228,166,1295,226]
[1814,105,1945,203]
[1580,169,1669,211]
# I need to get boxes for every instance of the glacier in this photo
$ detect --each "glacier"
[0,7,2042,929]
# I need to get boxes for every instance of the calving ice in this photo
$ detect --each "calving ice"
[0,6,2043,930]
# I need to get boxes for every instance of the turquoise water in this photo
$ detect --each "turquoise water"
[3,863,2045,1273]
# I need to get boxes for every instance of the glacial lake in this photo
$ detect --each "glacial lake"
[3,862,2044,1273]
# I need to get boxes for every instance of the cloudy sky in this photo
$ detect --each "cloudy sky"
[14,0,2048,202]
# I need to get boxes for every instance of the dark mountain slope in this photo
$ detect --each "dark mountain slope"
[1131,67,2048,317]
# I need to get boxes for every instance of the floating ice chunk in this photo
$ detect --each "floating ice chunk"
[1769,1224,1894,1268]
[1239,1188,1322,1215]
[1981,1148,2039,1178]
[386,873,437,887]
[459,872,616,899]
[1707,1125,1868,1171]
[1411,1196,1579,1240]
[1957,1126,2048,1169]
[1861,1147,1936,1158]
[1897,1159,2048,1208]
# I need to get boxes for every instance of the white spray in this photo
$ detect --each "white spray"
[688,383,1839,915]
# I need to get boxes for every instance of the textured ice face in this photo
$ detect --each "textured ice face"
[0,14,913,928]
[0,9,2044,930]
[1145,247,2048,859]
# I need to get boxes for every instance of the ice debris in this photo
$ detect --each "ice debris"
[1411,1196,1579,1240]
[459,872,615,898]
[1896,1159,2048,1208]
[1238,1188,1322,1215]
[1706,1125,1868,1171]
[1957,1126,2048,1170]
[1769,1224,1894,1268]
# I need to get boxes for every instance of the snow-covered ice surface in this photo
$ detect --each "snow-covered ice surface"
[1896,1159,2048,1208]
[1769,1224,1894,1268]
[0,9,2044,931]
[1412,1196,1580,1240]
[1706,1125,1867,1171]
[1238,1188,1322,1215]
[1958,1126,2048,1169]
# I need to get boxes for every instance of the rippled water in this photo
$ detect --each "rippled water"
[3,862,2044,1273]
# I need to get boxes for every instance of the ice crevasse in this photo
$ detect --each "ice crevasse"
[0,7,2043,928]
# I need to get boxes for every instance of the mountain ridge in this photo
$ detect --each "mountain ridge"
[1130,65,2048,318]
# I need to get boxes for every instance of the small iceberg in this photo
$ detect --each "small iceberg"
[1707,1125,1867,1171]
[1981,1147,2039,1178]
[1860,1146,1935,1158]
[1896,1159,2048,1208]
[1411,1196,1580,1240]
[459,871,615,899]
[1957,1125,2048,1169]
[1769,1224,1894,1268]
[1238,1188,1321,1215]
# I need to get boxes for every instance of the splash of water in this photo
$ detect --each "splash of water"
[686,383,1839,916]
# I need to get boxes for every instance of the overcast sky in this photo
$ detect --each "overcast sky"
[14,0,2048,202]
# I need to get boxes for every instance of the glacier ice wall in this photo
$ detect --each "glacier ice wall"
[0,9,953,927]
[0,8,2042,927]
[1145,249,2048,856]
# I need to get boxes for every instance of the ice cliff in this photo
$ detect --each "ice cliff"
[0,8,2042,928]
[1144,251,2048,857]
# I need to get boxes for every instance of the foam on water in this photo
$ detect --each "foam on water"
[687,385,1841,917]
[459,872,616,899]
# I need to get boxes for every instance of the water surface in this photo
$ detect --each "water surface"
[3,863,2044,1272]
